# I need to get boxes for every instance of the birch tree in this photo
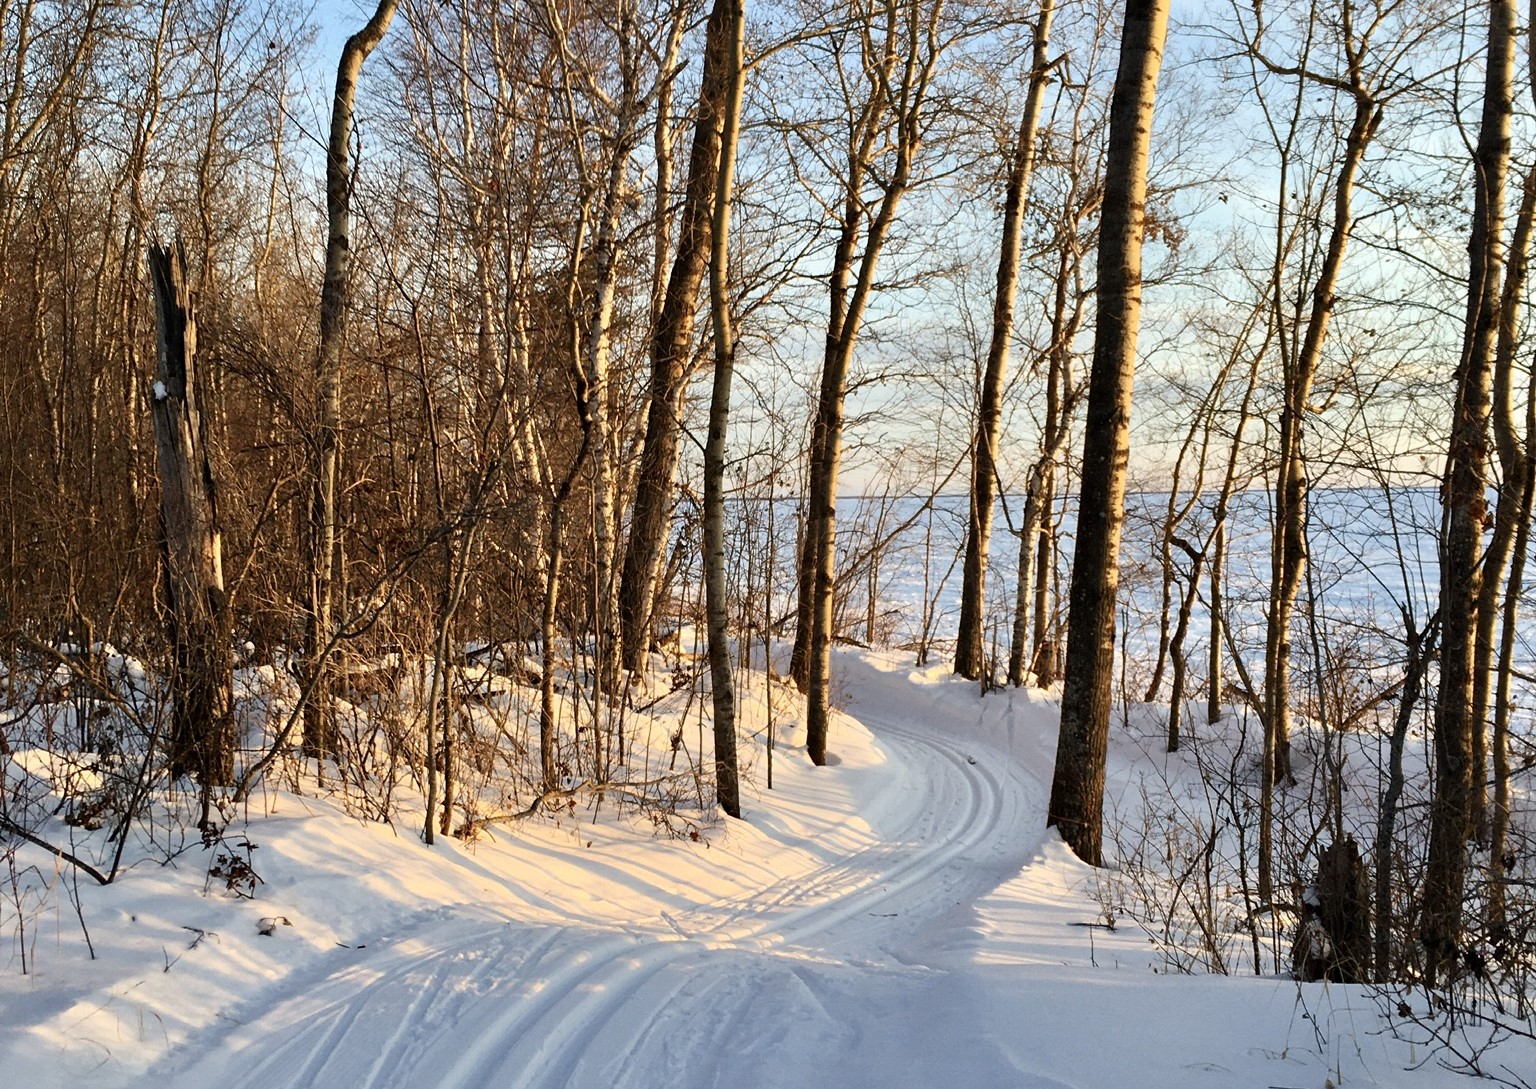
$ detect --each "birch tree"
[302,0,399,760]
[703,0,745,819]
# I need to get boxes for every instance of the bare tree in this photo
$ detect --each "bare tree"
[302,0,399,760]
[1423,0,1515,977]
[953,0,1056,680]
[1229,0,1442,903]
[1245,0,1381,838]
[1047,0,1170,865]
[793,0,950,766]
[703,0,745,819]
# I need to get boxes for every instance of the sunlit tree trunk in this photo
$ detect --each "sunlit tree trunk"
[702,0,744,819]
[1047,0,1170,865]
[1423,0,1514,977]
[303,0,398,761]
[621,1,733,675]
[955,0,1055,680]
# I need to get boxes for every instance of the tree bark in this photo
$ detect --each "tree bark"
[1422,0,1514,977]
[620,1,735,675]
[954,0,1055,679]
[303,0,398,761]
[1046,0,1169,865]
[148,242,232,793]
[702,0,744,819]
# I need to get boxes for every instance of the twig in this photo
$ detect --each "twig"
[0,815,111,885]
[459,773,698,835]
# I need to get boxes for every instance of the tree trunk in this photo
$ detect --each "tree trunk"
[803,0,946,764]
[1258,86,1377,905]
[1147,393,1217,708]
[1472,162,1536,848]
[1206,518,1225,725]
[1029,470,1058,682]
[148,242,233,794]
[1264,91,1376,767]
[620,0,734,675]
[1423,0,1514,977]
[1374,612,1434,983]
[702,0,744,819]
[580,87,639,700]
[303,0,398,761]
[955,0,1055,679]
[1207,341,1262,728]
[1488,163,1536,932]
[1010,237,1084,687]
[1489,405,1533,931]
[1046,0,1169,866]
[1008,477,1041,687]
[1165,540,1205,752]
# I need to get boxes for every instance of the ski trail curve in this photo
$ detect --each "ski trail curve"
[154,660,1056,1089]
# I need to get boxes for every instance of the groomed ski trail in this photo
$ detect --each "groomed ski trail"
[153,653,1063,1089]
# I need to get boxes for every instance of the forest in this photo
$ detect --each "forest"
[4,0,1536,1084]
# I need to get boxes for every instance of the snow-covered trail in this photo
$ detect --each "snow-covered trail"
[151,655,1061,1089]
[9,649,1519,1089]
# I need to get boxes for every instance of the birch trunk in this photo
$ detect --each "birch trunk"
[702,0,744,819]
[303,0,398,761]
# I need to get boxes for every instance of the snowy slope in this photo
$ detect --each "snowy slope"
[2,647,1524,1089]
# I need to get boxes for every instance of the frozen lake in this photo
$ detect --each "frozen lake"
[720,485,1497,707]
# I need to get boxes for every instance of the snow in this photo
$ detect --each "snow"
[2,646,1529,1089]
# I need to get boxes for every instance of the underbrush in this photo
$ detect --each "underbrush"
[0,628,788,974]
[1095,693,1536,1085]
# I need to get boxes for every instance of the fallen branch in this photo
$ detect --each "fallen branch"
[0,815,111,885]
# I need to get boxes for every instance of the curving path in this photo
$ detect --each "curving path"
[154,656,1063,1089]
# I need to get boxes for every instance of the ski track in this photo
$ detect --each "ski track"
[154,684,1045,1089]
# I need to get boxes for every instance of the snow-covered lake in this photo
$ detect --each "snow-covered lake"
[725,486,1457,680]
